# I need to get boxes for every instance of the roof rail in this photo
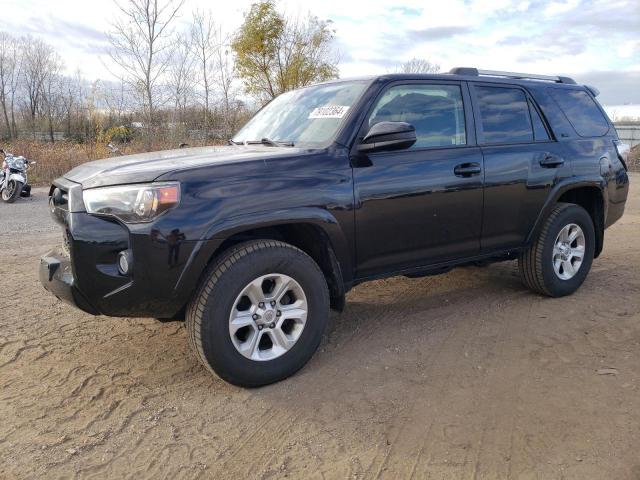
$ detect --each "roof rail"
[449,67,576,85]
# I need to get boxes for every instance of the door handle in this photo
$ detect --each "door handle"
[454,162,481,177]
[539,153,564,168]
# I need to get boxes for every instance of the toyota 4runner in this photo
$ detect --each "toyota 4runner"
[40,68,630,387]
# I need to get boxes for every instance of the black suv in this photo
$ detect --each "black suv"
[40,68,630,387]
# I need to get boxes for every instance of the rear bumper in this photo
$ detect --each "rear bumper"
[605,199,626,228]
[605,167,629,229]
[39,247,99,315]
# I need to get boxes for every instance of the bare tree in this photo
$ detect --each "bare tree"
[41,66,65,142]
[167,34,196,116]
[0,32,21,139]
[107,0,185,149]
[191,9,219,139]
[213,27,237,139]
[21,36,61,138]
[397,58,440,74]
[102,79,135,125]
[8,40,21,139]
[55,70,87,140]
[166,33,196,143]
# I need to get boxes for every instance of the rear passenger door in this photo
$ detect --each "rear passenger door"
[469,83,572,252]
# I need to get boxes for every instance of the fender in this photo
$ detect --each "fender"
[525,175,606,247]
[8,172,26,184]
[173,206,353,299]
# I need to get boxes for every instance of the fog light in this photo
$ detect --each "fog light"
[117,250,132,275]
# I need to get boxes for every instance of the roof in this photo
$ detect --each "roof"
[316,68,584,90]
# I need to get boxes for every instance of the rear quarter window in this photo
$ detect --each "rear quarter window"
[548,88,609,137]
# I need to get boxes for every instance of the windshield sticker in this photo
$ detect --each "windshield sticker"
[308,105,350,119]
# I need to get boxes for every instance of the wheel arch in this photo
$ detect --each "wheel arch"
[216,223,347,311]
[176,208,352,313]
[527,179,606,258]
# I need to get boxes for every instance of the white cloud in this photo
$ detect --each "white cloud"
[1,0,638,104]
[543,0,581,17]
[617,40,640,59]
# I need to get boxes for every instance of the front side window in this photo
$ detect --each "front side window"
[368,84,466,149]
[548,88,609,137]
[232,81,368,148]
[475,86,534,144]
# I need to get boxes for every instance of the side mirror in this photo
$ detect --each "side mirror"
[358,121,417,153]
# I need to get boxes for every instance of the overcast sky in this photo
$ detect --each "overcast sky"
[2,0,639,105]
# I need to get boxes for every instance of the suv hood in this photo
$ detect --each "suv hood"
[64,145,309,188]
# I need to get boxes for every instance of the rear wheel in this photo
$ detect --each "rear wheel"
[1,180,22,203]
[519,203,595,297]
[186,240,329,387]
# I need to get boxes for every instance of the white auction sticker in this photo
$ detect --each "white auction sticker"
[308,105,350,119]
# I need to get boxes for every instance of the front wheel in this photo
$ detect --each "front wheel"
[519,203,595,297]
[1,180,23,203]
[186,240,329,387]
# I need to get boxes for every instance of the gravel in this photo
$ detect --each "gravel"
[0,187,57,236]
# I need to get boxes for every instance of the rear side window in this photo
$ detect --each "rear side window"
[368,84,466,148]
[548,88,609,137]
[475,86,533,144]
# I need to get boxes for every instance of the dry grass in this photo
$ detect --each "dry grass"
[3,140,103,185]
[2,139,210,185]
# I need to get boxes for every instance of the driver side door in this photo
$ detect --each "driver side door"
[352,81,484,278]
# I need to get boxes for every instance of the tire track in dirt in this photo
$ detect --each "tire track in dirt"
[2,179,640,479]
[362,281,530,479]
[464,296,537,479]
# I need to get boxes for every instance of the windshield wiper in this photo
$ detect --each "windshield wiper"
[241,138,295,147]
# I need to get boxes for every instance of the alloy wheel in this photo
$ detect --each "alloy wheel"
[552,223,586,280]
[228,273,308,361]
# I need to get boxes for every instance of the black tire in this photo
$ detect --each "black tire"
[2,180,23,203]
[519,202,595,297]
[186,240,329,387]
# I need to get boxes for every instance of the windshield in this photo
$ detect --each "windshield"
[232,81,369,148]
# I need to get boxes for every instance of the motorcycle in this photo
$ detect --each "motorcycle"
[1,149,35,203]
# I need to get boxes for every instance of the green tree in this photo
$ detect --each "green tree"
[232,1,339,103]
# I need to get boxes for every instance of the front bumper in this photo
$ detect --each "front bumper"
[39,177,225,319]
[39,247,99,315]
[39,187,212,318]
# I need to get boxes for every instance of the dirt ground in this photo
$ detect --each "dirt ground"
[1,176,639,480]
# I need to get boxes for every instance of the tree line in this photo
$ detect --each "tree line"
[0,0,440,151]
[0,0,340,149]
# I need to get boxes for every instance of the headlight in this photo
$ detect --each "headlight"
[83,182,180,223]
